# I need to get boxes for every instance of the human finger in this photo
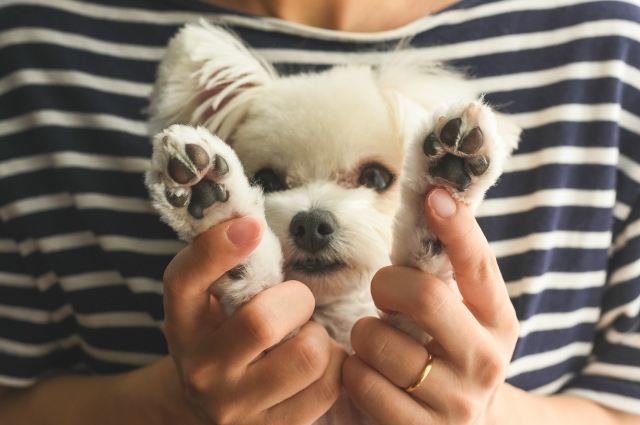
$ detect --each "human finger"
[193,280,315,370]
[424,188,514,327]
[163,216,264,340]
[264,340,347,425]
[350,317,458,412]
[239,321,332,413]
[371,265,484,358]
[342,355,434,425]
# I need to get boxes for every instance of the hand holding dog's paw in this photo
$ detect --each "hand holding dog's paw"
[388,99,517,344]
[162,220,346,425]
[343,192,518,425]
[145,124,284,316]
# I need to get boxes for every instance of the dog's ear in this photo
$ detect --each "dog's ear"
[375,57,520,152]
[375,58,477,139]
[148,20,276,141]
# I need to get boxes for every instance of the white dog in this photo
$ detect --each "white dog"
[144,20,520,423]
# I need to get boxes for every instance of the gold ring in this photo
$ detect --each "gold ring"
[405,354,434,393]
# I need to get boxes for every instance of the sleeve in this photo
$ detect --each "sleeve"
[560,93,640,414]
[0,218,79,388]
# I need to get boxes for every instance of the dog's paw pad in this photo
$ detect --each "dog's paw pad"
[420,102,501,194]
[187,179,229,219]
[459,127,483,155]
[161,141,231,220]
[147,125,242,232]
[439,118,462,148]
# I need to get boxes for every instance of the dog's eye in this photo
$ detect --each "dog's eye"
[253,169,285,193]
[358,164,394,193]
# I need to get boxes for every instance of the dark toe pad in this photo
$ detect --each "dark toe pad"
[440,118,462,147]
[185,144,209,171]
[459,127,483,155]
[168,158,195,184]
[429,154,471,192]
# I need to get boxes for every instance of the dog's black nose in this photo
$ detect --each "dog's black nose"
[289,210,337,253]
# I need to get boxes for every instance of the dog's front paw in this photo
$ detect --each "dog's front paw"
[145,125,284,315]
[389,100,516,344]
[146,124,246,241]
[416,100,508,209]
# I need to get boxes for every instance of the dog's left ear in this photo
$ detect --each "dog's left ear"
[148,20,277,141]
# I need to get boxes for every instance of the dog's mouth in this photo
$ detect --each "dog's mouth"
[290,258,346,276]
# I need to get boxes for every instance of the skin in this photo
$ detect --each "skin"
[0,218,346,425]
[342,189,640,424]
[1,1,639,424]
[203,0,460,32]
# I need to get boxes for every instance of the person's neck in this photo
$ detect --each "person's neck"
[202,0,460,32]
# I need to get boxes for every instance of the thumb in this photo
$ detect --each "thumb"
[163,216,264,333]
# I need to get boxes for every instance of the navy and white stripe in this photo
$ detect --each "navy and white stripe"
[1,0,639,414]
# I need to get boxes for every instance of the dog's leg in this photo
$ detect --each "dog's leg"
[387,99,517,344]
[145,124,284,318]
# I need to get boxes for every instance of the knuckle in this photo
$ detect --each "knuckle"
[343,357,380,403]
[208,405,236,425]
[183,364,214,395]
[503,314,521,346]
[240,303,279,347]
[314,372,342,406]
[471,344,505,389]
[451,396,480,424]
[292,333,328,379]
[414,279,448,318]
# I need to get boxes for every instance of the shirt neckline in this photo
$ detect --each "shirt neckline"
[160,0,484,42]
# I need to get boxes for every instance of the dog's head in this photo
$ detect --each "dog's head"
[150,22,478,304]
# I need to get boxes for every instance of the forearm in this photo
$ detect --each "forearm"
[0,357,177,425]
[501,383,640,425]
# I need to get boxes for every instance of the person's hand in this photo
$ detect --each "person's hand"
[160,216,347,425]
[343,188,519,425]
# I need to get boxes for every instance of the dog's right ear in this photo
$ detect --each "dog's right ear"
[148,20,277,141]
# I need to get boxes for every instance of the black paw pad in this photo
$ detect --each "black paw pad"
[187,180,229,219]
[429,154,471,192]
[185,144,209,171]
[423,133,440,157]
[208,154,229,179]
[214,155,229,177]
[440,118,462,147]
[165,188,189,208]
[227,263,247,280]
[459,127,483,155]
[422,238,443,256]
[168,158,195,184]
[467,156,490,176]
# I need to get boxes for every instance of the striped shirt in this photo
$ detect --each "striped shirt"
[1,0,640,415]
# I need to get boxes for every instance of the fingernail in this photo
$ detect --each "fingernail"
[226,217,262,246]
[428,189,457,218]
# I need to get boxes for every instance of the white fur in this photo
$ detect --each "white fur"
[148,21,522,424]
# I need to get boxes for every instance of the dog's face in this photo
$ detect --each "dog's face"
[231,67,406,304]
[149,23,480,303]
